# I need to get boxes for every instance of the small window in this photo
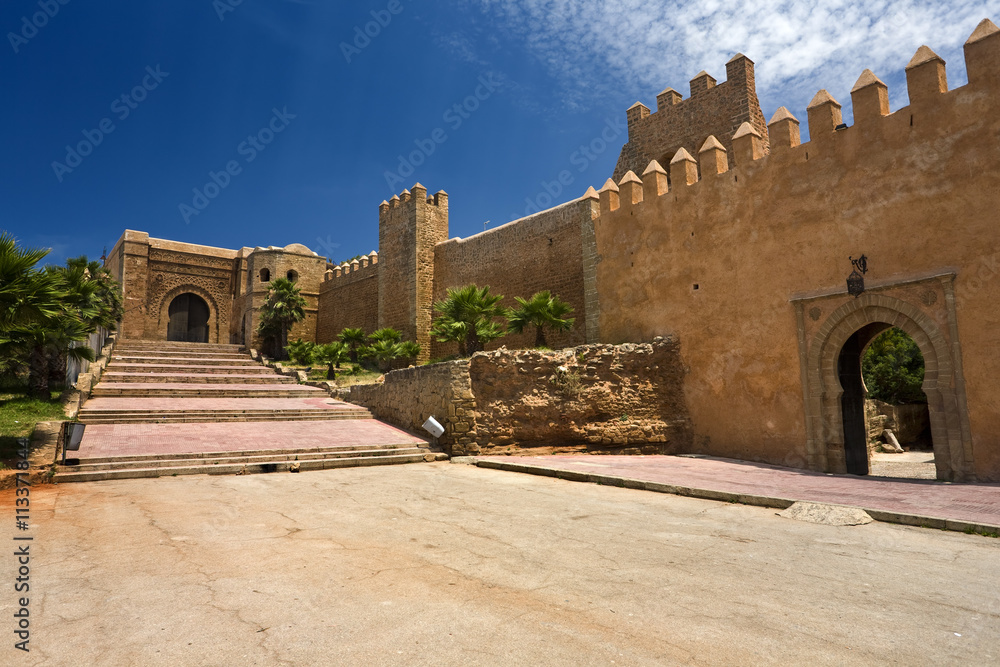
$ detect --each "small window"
[287,270,298,282]
[259,268,270,283]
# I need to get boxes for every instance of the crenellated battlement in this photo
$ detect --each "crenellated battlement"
[321,250,378,287]
[593,19,1000,219]
[613,53,768,181]
[378,183,449,221]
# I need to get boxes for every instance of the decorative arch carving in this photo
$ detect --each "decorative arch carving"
[156,284,221,344]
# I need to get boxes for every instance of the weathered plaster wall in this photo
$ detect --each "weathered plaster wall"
[467,338,691,456]
[593,31,1000,480]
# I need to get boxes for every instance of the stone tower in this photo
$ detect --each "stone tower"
[377,183,449,361]
[612,54,769,180]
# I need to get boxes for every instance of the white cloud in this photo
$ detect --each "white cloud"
[471,0,995,117]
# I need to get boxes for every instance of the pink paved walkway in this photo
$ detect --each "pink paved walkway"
[76,421,428,459]
[477,455,1000,530]
[81,396,359,411]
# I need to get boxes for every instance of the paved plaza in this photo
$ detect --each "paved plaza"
[3,463,998,665]
[476,455,1000,531]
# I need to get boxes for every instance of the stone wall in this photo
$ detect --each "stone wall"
[378,186,449,361]
[347,360,475,452]
[316,259,379,343]
[613,54,768,181]
[347,338,692,457]
[431,197,598,359]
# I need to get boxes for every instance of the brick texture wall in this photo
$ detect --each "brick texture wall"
[316,263,379,343]
[430,197,598,359]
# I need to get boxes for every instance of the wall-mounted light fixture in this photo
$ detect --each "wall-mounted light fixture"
[847,255,868,297]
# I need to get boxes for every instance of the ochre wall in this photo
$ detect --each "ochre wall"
[593,32,1000,481]
[430,197,597,359]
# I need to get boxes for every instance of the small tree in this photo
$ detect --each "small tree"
[256,278,306,360]
[338,327,366,363]
[366,339,401,373]
[432,284,507,356]
[314,342,349,380]
[507,290,575,348]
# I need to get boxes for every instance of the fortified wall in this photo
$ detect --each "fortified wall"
[107,19,1000,482]
[591,21,1000,482]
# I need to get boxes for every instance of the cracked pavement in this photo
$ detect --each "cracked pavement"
[2,463,999,665]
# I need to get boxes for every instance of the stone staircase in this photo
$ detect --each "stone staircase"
[59,340,437,482]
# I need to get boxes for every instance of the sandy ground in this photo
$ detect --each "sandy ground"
[1,463,997,666]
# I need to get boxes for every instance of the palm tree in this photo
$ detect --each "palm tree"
[0,239,119,397]
[314,341,349,379]
[432,284,507,356]
[338,327,366,363]
[256,277,307,359]
[0,232,62,330]
[368,327,402,344]
[507,290,575,348]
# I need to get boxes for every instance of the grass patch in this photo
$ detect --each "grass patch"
[279,366,384,386]
[0,390,65,468]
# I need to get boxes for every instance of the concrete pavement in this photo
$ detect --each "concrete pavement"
[3,463,998,665]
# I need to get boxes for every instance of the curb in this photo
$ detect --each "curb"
[474,459,1000,536]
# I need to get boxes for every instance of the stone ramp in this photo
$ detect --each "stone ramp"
[64,340,440,481]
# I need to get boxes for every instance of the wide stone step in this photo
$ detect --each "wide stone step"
[111,356,259,366]
[116,341,244,351]
[90,384,321,398]
[54,452,433,482]
[61,445,425,471]
[114,350,253,359]
[100,372,293,384]
[78,411,372,424]
[106,363,276,374]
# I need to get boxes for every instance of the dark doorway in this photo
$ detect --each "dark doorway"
[837,322,890,475]
[167,293,210,342]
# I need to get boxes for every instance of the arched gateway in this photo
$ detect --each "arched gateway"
[167,293,210,343]
[802,292,974,482]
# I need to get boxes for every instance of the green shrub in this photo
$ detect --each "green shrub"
[285,339,316,365]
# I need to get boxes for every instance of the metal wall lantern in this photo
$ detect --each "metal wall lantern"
[847,255,868,297]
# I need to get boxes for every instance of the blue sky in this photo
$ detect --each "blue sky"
[1,1,992,267]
